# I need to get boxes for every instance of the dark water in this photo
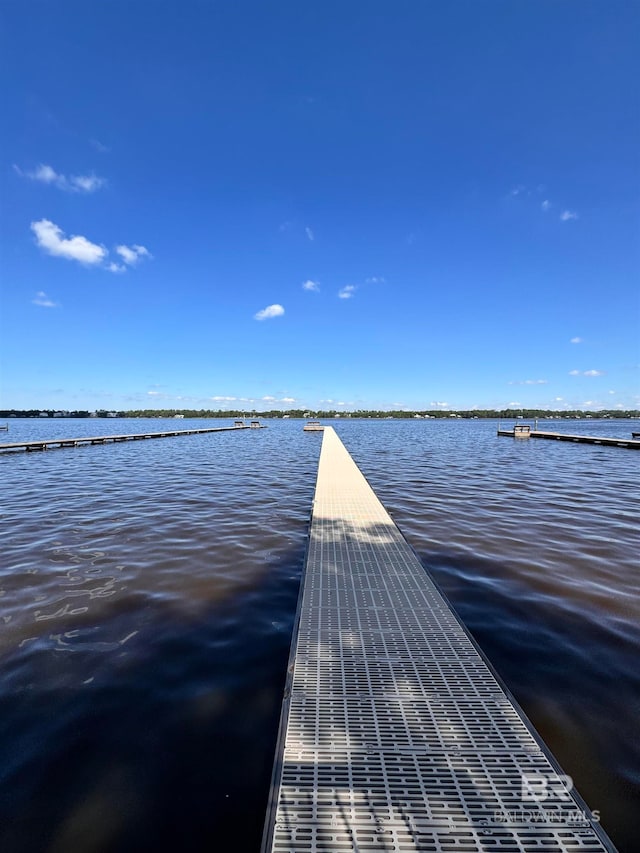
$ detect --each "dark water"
[1,418,638,851]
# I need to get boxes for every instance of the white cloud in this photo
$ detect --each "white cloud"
[147,390,161,396]
[568,370,581,376]
[338,285,356,299]
[211,395,238,402]
[431,401,449,407]
[560,210,578,221]
[302,279,320,292]
[70,173,105,192]
[116,244,151,266]
[510,185,525,196]
[509,379,548,385]
[554,397,564,402]
[305,227,314,241]
[569,369,605,377]
[16,163,105,193]
[28,164,59,184]
[254,304,285,320]
[31,227,152,273]
[508,401,521,407]
[541,200,551,212]
[281,397,296,403]
[262,396,276,402]
[365,276,385,284]
[570,337,583,344]
[31,219,107,266]
[32,290,58,308]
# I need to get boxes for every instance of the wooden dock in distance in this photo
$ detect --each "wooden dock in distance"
[262,427,614,852]
[0,423,265,454]
[498,426,640,449]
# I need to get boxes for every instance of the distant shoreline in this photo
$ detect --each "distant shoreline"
[2,409,639,420]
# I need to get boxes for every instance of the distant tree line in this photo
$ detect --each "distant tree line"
[2,408,639,419]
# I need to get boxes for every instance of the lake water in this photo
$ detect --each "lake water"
[1,418,638,851]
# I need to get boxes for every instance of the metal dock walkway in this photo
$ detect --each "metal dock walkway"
[0,423,264,454]
[497,427,640,449]
[263,427,614,852]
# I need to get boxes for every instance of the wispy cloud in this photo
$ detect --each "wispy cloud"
[262,396,276,402]
[281,397,296,403]
[365,276,385,284]
[508,379,548,386]
[431,401,449,408]
[32,290,58,308]
[302,279,320,292]
[511,186,579,222]
[70,174,105,192]
[90,139,109,154]
[15,163,106,193]
[510,184,545,198]
[254,303,285,320]
[211,395,238,402]
[338,285,356,299]
[570,336,583,344]
[116,244,151,266]
[569,369,604,377]
[305,227,314,241]
[31,219,107,265]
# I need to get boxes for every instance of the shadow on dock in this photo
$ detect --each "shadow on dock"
[263,508,616,851]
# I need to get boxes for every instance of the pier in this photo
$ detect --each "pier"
[0,423,264,454]
[262,427,613,852]
[498,426,640,449]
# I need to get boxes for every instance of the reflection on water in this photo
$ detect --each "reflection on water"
[1,418,638,850]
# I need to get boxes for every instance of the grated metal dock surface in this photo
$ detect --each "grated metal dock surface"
[262,427,614,852]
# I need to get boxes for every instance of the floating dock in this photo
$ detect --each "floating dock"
[498,426,640,449]
[0,423,264,454]
[262,427,613,852]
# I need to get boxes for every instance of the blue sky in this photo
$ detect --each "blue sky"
[1,1,638,412]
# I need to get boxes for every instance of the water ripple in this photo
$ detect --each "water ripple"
[0,418,638,850]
